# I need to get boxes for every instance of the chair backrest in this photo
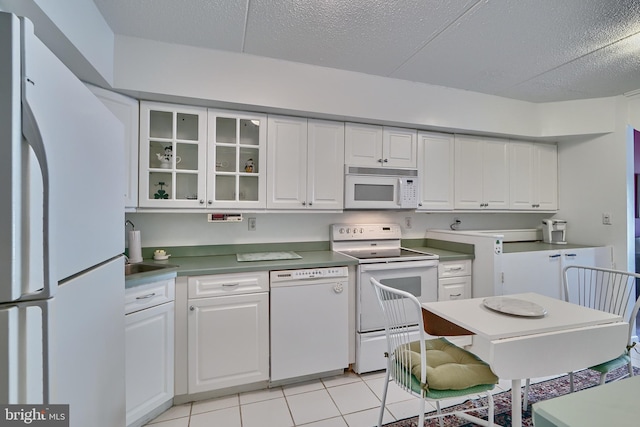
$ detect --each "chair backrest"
[370,277,428,389]
[563,265,640,343]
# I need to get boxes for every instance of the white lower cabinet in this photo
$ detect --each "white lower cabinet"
[501,247,612,299]
[437,260,472,346]
[125,278,175,427]
[187,272,269,394]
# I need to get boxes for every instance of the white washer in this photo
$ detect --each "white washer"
[270,267,349,382]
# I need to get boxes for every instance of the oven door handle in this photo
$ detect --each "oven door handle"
[359,260,438,272]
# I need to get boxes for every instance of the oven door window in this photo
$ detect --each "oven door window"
[358,264,438,333]
[380,276,421,298]
[354,183,394,202]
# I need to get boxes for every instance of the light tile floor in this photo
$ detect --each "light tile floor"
[144,348,640,427]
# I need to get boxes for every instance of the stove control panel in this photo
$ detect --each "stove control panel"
[330,223,402,241]
[270,266,349,283]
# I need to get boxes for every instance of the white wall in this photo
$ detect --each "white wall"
[125,211,550,249]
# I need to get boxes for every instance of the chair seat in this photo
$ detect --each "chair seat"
[396,337,498,394]
[589,353,631,374]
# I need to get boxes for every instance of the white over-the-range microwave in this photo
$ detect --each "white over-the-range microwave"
[344,166,419,209]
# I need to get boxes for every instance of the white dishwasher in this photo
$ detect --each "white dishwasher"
[270,266,349,382]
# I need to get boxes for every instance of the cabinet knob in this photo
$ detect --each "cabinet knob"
[378,158,384,163]
[383,158,389,163]
[199,200,205,204]
[302,201,306,206]
[208,200,213,205]
[308,202,313,206]
[189,306,195,311]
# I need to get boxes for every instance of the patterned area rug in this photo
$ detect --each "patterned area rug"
[382,366,639,427]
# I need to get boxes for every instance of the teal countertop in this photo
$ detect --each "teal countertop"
[125,240,472,280]
[503,241,604,253]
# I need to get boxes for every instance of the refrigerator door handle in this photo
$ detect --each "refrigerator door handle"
[20,101,53,301]
[19,17,54,301]
[0,299,51,404]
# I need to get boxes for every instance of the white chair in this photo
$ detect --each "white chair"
[523,265,640,408]
[370,277,498,427]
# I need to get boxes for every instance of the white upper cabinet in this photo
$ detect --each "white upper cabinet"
[87,84,139,211]
[139,103,267,209]
[267,116,344,210]
[139,102,208,208]
[345,123,417,168]
[417,131,455,210]
[207,110,267,209]
[509,142,558,211]
[454,135,509,210]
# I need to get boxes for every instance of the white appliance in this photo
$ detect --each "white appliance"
[0,13,125,427]
[344,166,419,209]
[330,224,439,373]
[542,219,567,244]
[270,267,349,382]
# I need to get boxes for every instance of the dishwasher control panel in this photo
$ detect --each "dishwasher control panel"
[270,266,348,282]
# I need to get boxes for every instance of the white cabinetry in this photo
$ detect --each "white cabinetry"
[454,135,509,210]
[207,110,267,208]
[437,260,472,346]
[87,84,139,210]
[509,142,558,211]
[417,131,454,210]
[345,123,417,168]
[125,277,175,427]
[139,103,267,209]
[139,102,207,208]
[187,272,269,393]
[501,247,611,299]
[267,116,344,210]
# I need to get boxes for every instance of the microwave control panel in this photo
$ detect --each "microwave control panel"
[398,178,418,208]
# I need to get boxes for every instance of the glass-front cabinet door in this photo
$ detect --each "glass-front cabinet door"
[207,110,267,208]
[139,102,207,208]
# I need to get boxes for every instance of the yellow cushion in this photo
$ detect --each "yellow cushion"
[395,338,498,391]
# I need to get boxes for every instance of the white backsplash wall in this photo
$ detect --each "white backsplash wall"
[124,212,550,249]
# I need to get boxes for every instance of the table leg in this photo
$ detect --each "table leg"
[511,379,522,427]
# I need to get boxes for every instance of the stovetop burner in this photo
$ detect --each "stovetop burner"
[330,223,439,263]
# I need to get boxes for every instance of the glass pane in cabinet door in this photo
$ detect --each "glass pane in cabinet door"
[175,143,198,171]
[240,147,259,173]
[215,175,236,201]
[239,119,260,146]
[149,110,173,138]
[215,146,237,172]
[239,176,259,201]
[176,173,199,200]
[148,172,173,200]
[216,117,236,144]
[149,141,175,169]
[176,113,199,140]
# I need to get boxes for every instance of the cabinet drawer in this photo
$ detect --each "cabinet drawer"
[125,278,175,315]
[438,276,471,301]
[188,271,269,298]
[438,260,472,278]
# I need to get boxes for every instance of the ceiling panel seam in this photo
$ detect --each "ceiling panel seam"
[508,29,640,91]
[241,0,251,52]
[388,0,485,77]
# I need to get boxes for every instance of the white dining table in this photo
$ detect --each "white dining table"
[421,292,628,427]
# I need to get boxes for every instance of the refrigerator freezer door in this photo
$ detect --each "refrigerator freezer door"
[20,17,125,284]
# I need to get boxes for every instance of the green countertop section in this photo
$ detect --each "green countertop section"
[135,250,359,277]
[403,238,474,261]
[124,267,178,288]
[125,240,473,282]
[503,241,604,253]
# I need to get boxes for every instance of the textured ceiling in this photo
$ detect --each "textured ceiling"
[93,0,640,103]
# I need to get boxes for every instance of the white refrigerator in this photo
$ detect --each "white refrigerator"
[0,12,126,427]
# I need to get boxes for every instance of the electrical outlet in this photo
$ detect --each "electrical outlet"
[248,217,256,231]
[405,217,412,229]
[602,212,612,225]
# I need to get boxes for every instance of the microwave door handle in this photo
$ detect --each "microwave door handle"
[397,178,402,206]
